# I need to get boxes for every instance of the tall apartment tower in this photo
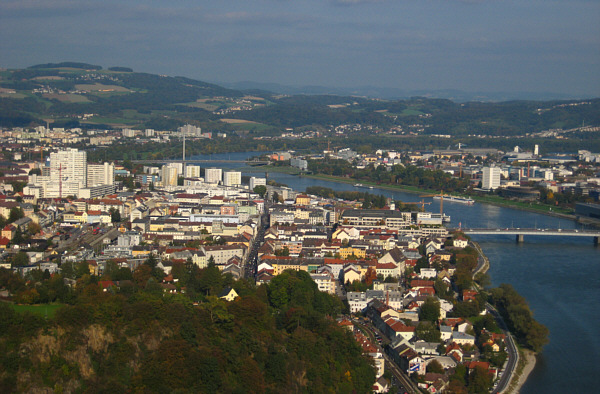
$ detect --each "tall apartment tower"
[223,170,242,186]
[482,166,501,190]
[87,162,114,187]
[161,165,179,186]
[50,148,87,187]
[167,162,183,176]
[185,165,201,178]
[205,168,222,184]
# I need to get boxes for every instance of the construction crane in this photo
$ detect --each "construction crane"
[420,191,449,216]
[403,199,431,211]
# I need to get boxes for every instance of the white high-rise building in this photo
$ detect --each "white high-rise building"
[482,166,501,190]
[167,162,183,176]
[185,165,201,178]
[223,170,242,187]
[205,168,222,184]
[161,165,179,186]
[178,124,202,137]
[87,162,114,187]
[50,148,87,189]
[250,177,266,190]
[31,148,113,198]
[122,129,136,138]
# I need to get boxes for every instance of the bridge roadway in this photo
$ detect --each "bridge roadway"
[131,159,270,164]
[454,228,600,244]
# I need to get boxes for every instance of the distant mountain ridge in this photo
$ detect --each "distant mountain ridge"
[0,62,598,137]
[218,81,584,102]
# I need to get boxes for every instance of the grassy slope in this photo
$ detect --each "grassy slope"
[10,303,65,318]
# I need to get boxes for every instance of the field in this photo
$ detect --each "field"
[220,118,259,124]
[10,303,65,318]
[179,101,219,111]
[75,83,131,93]
[0,92,26,99]
[42,93,91,103]
[32,76,65,80]
[400,108,425,116]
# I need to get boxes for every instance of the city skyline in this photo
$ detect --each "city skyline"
[1,0,599,98]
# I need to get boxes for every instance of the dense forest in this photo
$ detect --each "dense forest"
[0,265,375,393]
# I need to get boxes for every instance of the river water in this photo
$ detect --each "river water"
[194,152,600,393]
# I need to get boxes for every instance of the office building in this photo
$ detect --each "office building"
[482,166,501,190]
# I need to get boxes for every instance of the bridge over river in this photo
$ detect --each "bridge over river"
[454,228,600,245]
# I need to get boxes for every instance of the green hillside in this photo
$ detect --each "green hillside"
[0,63,598,137]
[0,267,375,393]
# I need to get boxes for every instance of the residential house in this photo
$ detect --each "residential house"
[453,237,468,248]
[219,287,239,302]
[451,332,476,346]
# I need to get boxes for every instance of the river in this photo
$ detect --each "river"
[194,151,600,393]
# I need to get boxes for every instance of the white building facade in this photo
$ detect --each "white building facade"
[223,171,241,187]
[205,168,223,184]
[482,166,501,190]
[250,177,266,190]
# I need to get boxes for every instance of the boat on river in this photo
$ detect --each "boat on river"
[434,195,475,205]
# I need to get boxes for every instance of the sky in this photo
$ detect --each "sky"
[1,0,599,97]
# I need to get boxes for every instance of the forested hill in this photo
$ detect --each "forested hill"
[0,63,598,136]
[0,267,375,393]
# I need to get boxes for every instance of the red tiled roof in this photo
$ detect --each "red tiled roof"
[411,279,434,288]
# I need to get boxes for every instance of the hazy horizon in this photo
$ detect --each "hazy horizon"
[1,0,599,98]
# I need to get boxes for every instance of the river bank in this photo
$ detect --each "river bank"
[277,170,582,224]
[260,167,598,393]
[471,240,537,393]
[507,350,537,394]
[470,240,490,277]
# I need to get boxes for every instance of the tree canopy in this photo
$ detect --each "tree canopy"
[0,267,375,393]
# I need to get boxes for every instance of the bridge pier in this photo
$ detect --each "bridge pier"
[516,234,524,243]
[595,237,599,247]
